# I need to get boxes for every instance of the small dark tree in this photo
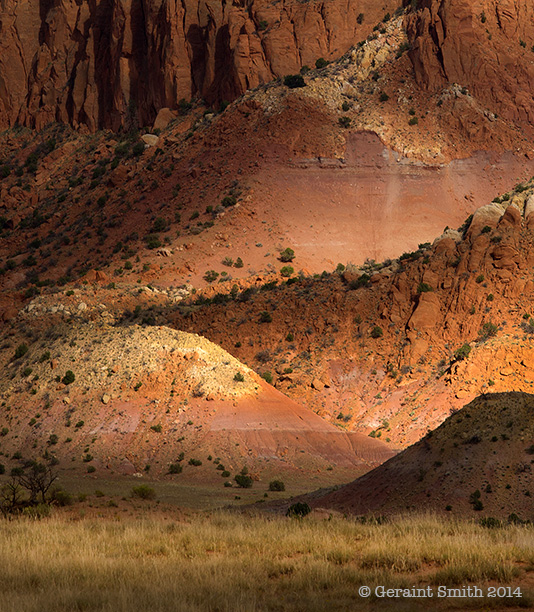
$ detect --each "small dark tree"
[279,248,295,262]
[18,461,58,504]
[284,74,306,89]
[0,477,25,516]
[62,370,75,385]
[286,502,311,518]
[234,474,253,488]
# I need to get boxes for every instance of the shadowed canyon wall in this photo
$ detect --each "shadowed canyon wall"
[0,0,400,130]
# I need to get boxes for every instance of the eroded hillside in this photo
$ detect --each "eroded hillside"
[314,392,534,519]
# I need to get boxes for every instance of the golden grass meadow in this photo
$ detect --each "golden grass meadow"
[1,510,533,612]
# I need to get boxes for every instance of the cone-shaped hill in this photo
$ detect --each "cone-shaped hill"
[0,323,393,477]
[313,392,534,519]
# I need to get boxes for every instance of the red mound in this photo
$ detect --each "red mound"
[203,380,395,469]
[312,392,534,518]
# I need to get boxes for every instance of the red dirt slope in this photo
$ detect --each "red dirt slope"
[313,392,534,519]
[204,380,394,469]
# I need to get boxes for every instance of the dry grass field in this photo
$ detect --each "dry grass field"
[1,511,533,612]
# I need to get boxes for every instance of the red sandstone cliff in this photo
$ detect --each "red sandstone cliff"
[0,0,400,131]
[404,0,534,132]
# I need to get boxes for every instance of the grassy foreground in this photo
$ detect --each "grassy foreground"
[1,512,533,612]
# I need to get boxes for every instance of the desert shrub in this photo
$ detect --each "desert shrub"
[286,502,311,518]
[22,504,51,519]
[454,344,471,361]
[48,434,58,445]
[152,217,167,232]
[280,247,295,262]
[379,92,389,102]
[131,485,156,500]
[222,470,231,478]
[222,257,234,267]
[234,257,244,268]
[396,41,411,57]
[408,116,419,125]
[188,458,202,466]
[261,372,273,384]
[87,466,96,473]
[50,489,73,507]
[131,141,145,157]
[469,489,483,511]
[150,424,162,433]
[259,311,272,323]
[357,13,364,24]
[479,322,498,340]
[234,372,245,382]
[476,274,484,283]
[315,58,328,69]
[203,270,219,283]
[284,74,306,89]
[269,480,285,492]
[349,274,370,289]
[417,282,433,293]
[145,235,161,250]
[280,266,294,277]
[192,385,205,398]
[479,517,502,529]
[481,225,491,234]
[13,344,28,360]
[234,474,253,488]
[221,196,237,208]
[62,370,75,385]
[178,98,192,114]
[255,350,271,363]
[338,116,351,128]
[370,326,383,339]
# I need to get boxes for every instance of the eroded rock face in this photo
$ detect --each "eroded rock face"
[0,0,401,130]
[404,0,534,132]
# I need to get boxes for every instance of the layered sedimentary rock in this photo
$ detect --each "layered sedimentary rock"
[0,0,400,130]
[404,0,534,130]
